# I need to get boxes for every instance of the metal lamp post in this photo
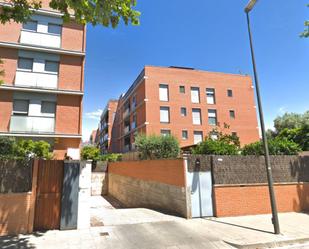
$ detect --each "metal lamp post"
[244,0,280,234]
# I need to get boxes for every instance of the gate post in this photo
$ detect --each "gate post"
[27,159,39,233]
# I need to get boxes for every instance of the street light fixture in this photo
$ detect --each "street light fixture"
[244,0,280,235]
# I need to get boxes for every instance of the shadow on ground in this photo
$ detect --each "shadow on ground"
[0,232,44,249]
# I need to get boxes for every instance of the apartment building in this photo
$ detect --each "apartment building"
[97,100,118,153]
[110,66,259,153]
[0,1,86,159]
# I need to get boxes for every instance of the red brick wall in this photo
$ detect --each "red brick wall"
[0,47,18,85]
[144,66,259,147]
[55,95,82,134]
[0,91,13,132]
[213,183,309,217]
[58,55,83,91]
[109,159,186,187]
[53,138,81,159]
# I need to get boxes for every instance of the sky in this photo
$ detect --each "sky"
[82,0,309,141]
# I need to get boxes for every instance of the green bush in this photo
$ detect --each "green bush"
[135,134,180,160]
[99,153,122,162]
[242,138,301,155]
[0,137,15,155]
[0,137,53,159]
[80,146,100,160]
[277,124,309,151]
[192,139,239,155]
[192,130,240,155]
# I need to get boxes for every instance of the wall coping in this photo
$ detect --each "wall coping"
[214,182,309,188]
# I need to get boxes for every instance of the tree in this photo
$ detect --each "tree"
[301,4,309,38]
[0,0,140,27]
[273,111,309,134]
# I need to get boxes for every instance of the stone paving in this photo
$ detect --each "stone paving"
[1,196,309,249]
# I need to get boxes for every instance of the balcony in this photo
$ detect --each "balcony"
[124,126,130,135]
[20,30,61,48]
[9,115,55,133]
[123,108,130,119]
[15,70,58,89]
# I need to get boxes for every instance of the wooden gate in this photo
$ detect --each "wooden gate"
[34,160,64,231]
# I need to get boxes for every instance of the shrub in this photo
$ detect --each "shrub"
[277,124,309,151]
[135,134,180,160]
[15,139,53,159]
[242,138,301,155]
[99,153,122,162]
[192,130,240,155]
[0,137,15,156]
[80,146,100,160]
[192,139,239,155]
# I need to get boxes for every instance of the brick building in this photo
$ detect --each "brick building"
[97,100,118,153]
[108,66,259,153]
[0,1,86,159]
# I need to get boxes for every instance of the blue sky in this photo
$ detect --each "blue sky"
[82,0,309,141]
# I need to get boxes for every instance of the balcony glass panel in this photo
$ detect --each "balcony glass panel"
[20,30,61,48]
[15,71,58,89]
[10,116,55,133]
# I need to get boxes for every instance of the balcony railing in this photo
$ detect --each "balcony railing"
[15,70,58,89]
[20,30,61,48]
[10,115,55,133]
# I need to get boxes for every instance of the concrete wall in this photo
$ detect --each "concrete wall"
[0,160,38,236]
[91,173,108,196]
[108,159,190,217]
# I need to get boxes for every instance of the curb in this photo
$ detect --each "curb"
[224,237,309,249]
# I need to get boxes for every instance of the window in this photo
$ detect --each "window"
[18,57,33,71]
[192,108,201,125]
[180,107,187,117]
[13,99,29,115]
[45,61,59,73]
[22,20,37,31]
[227,89,233,97]
[182,130,188,140]
[179,86,185,93]
[48,23,62,35]
[161,129,171,136]
[208,109,217,125]
[159,84,169,101]
[131,114,137,129]
[229,110,235,119]
[231,132,237,137]
[41,101,56,117]
[132,95,136,109]
[193,131,203,144]
[160,107,170,123]
[190,87,200,103]
[206,88,215,104]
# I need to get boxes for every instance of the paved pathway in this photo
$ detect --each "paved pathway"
[1,196,309,249]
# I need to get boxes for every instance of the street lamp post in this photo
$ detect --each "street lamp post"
[244,0,280,235]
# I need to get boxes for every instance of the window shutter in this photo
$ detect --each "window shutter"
[191,87,200,103]
[192,109,201,125]
[160,107,169,123]
[159,85,169,101]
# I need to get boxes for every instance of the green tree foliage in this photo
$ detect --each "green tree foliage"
[274,111,309,134]
[80,145,100,160]
[277,124,309,151]
[301,4,309,38]
[0,0,140,27]
[0,137,53,159]
[99,153,122,162]
[242,138,301,156]
[191,130,240,155]
[135,134,180,160]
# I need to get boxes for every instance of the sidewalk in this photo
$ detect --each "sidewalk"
[1,201,309,249]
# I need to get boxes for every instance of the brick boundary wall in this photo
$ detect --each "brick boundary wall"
[0,160,38,236]
[213,183,309,217]
[108,159,190,218]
